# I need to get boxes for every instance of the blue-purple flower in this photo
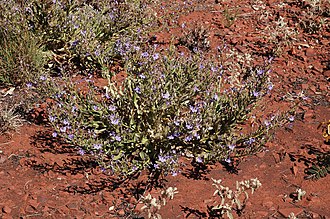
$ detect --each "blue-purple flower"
[78,148,85,156]
[49,115,56,122]
[190,105,198,113]
[186,124,193,130]
[134,87,141,94]
[60,126,67,133]
[93,144,102,150]
[228,144,235,150]
[114,135,121,141]
[253,91,259,97]
[185,135,192,142]
[26,82,33,88]
[196,157,203,163]
[162,92,170,99]
[68,134,74,140]
[108,105,116,111]
[152,53,159,60]
[288,115,295,122]
[110,114,119,125]
[141,52,149,58]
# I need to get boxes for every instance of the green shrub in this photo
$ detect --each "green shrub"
[44,45,284,177]
[23,0,155,75]
[0,1,46,87]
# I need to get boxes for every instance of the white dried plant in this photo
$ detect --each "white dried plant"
[140,186,178,219]
[211,178,262,219]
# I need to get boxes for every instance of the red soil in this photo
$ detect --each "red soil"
[1,0,329,218]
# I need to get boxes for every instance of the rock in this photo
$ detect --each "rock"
[2,206,12,214]
[256,151,266,158]
[25,205,36,213]
[278,207,303,217]
[312,62,323,72]
[256,211,268,217]
[117,209,125,217]
[324,70,330,79]
[301,83,309,90]
[262,201,273,209]
[305,48,316,57]
[66,202,78,210]
[29,199,39,209]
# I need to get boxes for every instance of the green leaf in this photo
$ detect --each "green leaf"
[141,137,148,145]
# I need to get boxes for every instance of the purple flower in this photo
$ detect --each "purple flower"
[264,120,271,127]
[26,82,33,88]
[190,105,198,113]
[268,56,274,63]
[162,92,170,99]
[40,75,46,81]
[225,157,231,163]
[134,87,141,94]
[253,91,259,97]
[49,115,56,122]
[93,105,99,111]
[228,144,235,150]
[52,132,58,138]
[257,69,264,75]
[174,120,180,126]
[186,124,193,130]
[158,155,166,163]
[93,144,102,150]
[114,135,121,141]
[141,52,149,58]
[288,115,295,122]
[71,106,77,113]
[185,135,192,142]
[71,40,78,47]
[196,157,203,163]
[268,83,273,91]
[152,53,159,60]
[68,134,74,140]
[108,105,116,111]
[139,74,146,79]
[60,126,67,133]
[78,148,85,156]
[167,135,174,140]
[134,46,140,51]
[213,94,219,100]
[63,119,69,125]
[211,66,218,72]
[248,138,255,144]
[153,163,159,169]
[193,132,200,140]
[110,114,119,125]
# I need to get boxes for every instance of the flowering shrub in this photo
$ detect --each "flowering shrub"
[44,45,285,176]
[23,0,154,72]
[0,0,154,87]
[1,0,290,177]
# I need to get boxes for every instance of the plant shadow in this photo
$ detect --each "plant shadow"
[28,130,145,194]
[181,160,211,180]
